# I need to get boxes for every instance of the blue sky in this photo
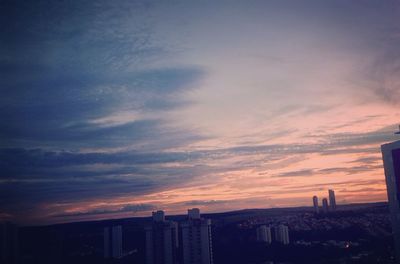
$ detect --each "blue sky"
[1,0,400,224]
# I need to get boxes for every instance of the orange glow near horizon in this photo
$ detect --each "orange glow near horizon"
[36,135,395,225]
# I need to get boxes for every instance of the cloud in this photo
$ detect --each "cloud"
[0,125,393,210]
[324,124,399,148]
[338,187,386,194]
[366,30,400,105]
[275,165,383,178]
[0,1,206,151]
[277,169,315,178]
[284,179,386,191]
[348,156,382,165]
[184,200,226,206]
[0,67,204,148]
[53,203,156,218]
[1,122,391,181]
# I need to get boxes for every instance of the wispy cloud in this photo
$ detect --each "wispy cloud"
[53,203,156,218]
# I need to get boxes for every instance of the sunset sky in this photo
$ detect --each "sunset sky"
[1,0,400,225]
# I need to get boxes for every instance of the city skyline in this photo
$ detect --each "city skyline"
[1,0,400,225]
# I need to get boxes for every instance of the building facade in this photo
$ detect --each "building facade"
[104,225,123,259]
[256,225,272,244]
[180,209,213,264]
[381,139,400,261]
[0,222,19,264]
[328,189,337,211]
[145,211,179,264]
[274,225,289,245]
[322,198,329,214]
[313,195,319,214]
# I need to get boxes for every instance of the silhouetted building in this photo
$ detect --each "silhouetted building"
[322,198,329,214]
[274,225,289,245]
[104,225,123,259]
[181,208,213,264]
[328,189,336,211]
[256,225,272,244]
[188,208,201,220]
[313,195,319,214]
[152,210,166,222]
[381,137,400,261]
[0,222,18,264]
[145,211,179,264]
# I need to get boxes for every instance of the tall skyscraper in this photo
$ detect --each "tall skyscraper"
[381,137,400,261]
[180,208,213,264]
[274,225,289,245]
[104,225,123,259]
[322,198,329,214]
[256,225,272,244]
[312,195,319,214]
[145,211,179,264]
[328,189,337,211]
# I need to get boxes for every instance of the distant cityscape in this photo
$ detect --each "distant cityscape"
[101,190,338,263]
[0,200,398,264]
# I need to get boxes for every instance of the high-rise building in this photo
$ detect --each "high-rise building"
[0,222,19,264]
[180,208,213,264]
[145,211,179,264]
[274,225,289,245]
[312,195,319,214]
[381,136,400,261]
[328,189,337,211]
[256,225,272,244]
[104,225,123,259]
[322,198,329,214]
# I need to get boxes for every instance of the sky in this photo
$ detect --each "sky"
[1,0,400,225]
